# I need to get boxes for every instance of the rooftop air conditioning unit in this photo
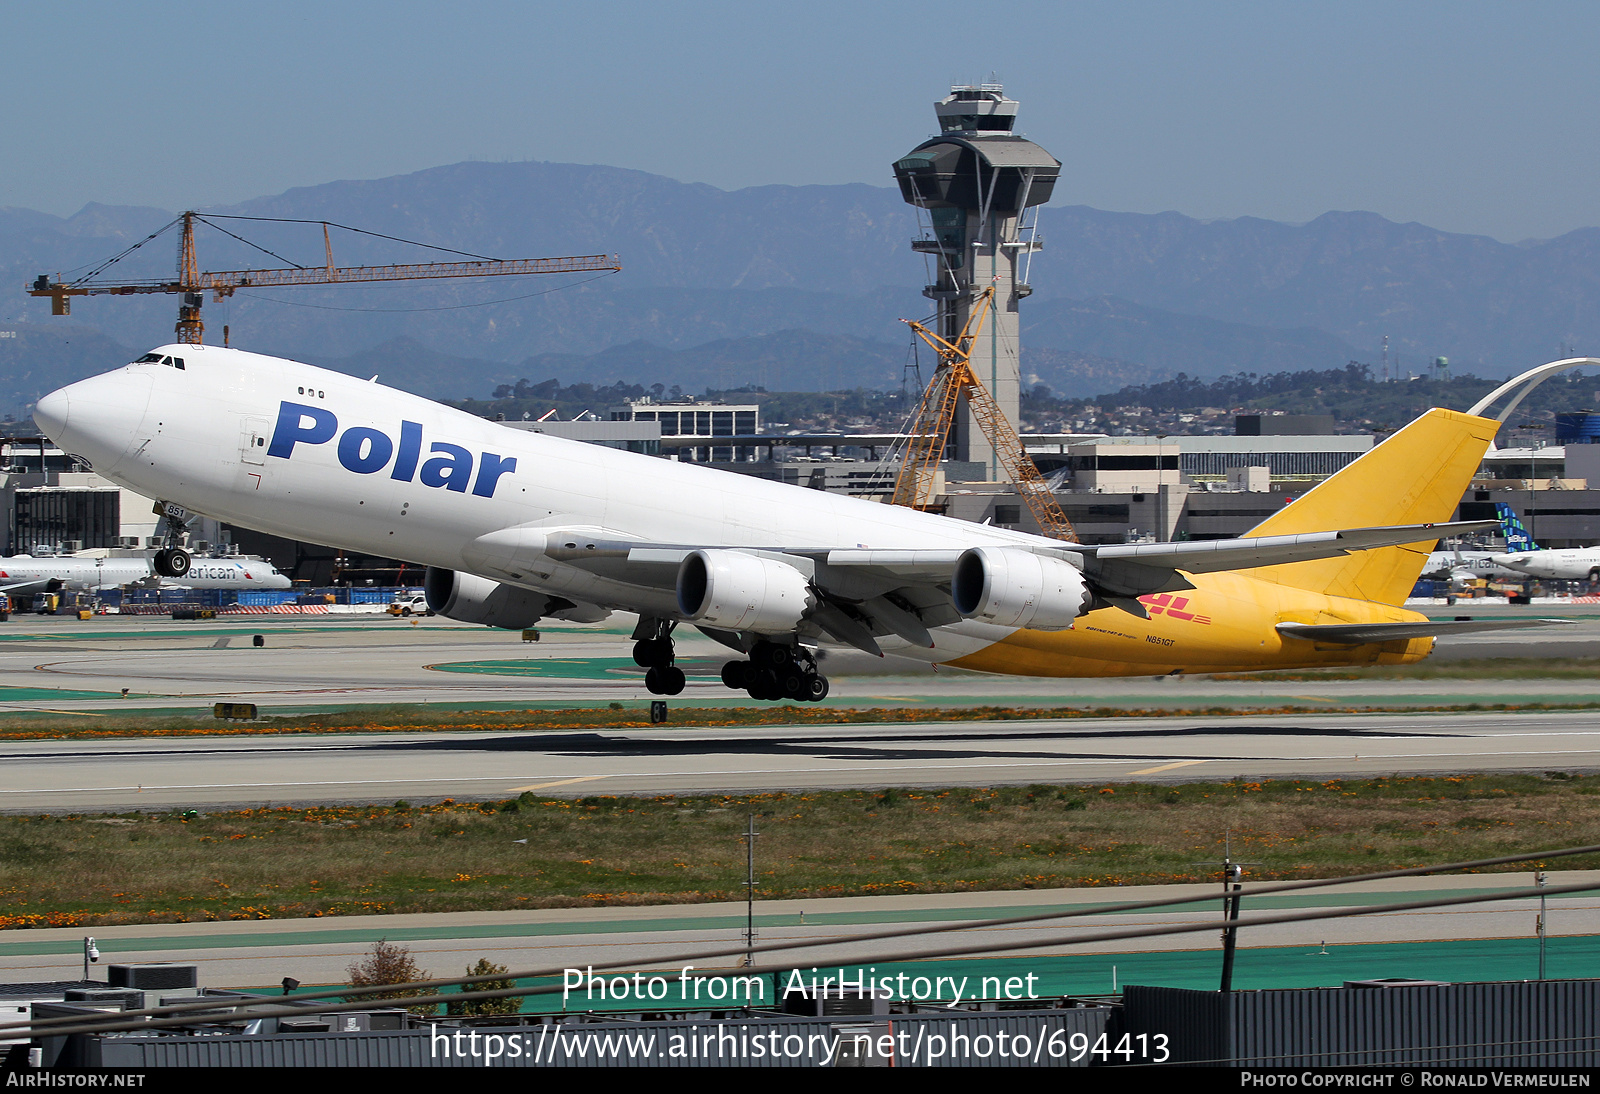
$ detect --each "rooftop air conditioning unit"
[107,963,198,991]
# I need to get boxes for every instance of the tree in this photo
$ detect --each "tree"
[445,958,521,1017]
[346,939,439,1015]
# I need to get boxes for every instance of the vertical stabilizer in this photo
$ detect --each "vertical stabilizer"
[1495,502,1537,553]
[1240,408,1497,604]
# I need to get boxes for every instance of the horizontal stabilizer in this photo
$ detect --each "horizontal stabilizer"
[1276,617,1576,645]
[1086,520,1497,575]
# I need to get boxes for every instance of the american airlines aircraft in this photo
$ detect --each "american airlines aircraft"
[1420,550,1520,585]
[32,344,1564,700]
[1488,502,1600,582]
[0,553,290,596]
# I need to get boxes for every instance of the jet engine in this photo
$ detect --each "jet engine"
[950,547,1091,630]
[676,550,814,633]
[423,568,608,628]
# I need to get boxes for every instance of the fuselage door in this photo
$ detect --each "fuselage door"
[242,418,270,465]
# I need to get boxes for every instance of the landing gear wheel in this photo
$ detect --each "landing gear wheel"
[755,642,794,669]
[747,667,782,702]
[780,671,830,702]
[647,665,686,695]
[154,548,191,578]
[633,638,672,668]
[780,669,810,700]
[721,661,751,690]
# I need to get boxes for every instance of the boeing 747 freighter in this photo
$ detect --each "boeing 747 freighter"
[31,344,1567,700]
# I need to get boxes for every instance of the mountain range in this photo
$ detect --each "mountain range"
[1,160,1594,410]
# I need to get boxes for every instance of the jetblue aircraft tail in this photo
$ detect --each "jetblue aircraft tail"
[1495,502,1537,553]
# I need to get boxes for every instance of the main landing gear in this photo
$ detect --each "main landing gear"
[634,623,685,696]
[720,641,828,702]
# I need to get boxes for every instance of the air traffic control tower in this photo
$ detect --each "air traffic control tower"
[893,84,1060,478]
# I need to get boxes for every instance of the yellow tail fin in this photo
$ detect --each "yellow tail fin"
[1241,408,1497,605]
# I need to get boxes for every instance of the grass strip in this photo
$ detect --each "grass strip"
[4,773,1598,929]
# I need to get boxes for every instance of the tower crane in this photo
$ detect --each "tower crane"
[890,287,1078,542]
[28,211,621,345]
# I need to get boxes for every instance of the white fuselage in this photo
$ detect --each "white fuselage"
[1420,550,1523,583]
[0,554,291,594]
[34,345,1045,661]
[1488,548,1600,581]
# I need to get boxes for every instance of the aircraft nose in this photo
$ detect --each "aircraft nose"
[33,387,69,441]
[33,371,153,473]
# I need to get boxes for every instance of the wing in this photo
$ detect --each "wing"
[457,519,1496,654]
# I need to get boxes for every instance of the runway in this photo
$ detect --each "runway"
[0,607,1594,811]
[0,605,1593,717]
[4,709,1599,812]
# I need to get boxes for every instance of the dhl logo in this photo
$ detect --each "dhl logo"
[1138,593,1212,625]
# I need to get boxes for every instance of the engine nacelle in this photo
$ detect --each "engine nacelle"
[951,547,1091,631]
[677,550,813,633]
[424,567,609,628]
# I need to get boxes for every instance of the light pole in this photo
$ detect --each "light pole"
[742,814,759,968]
[1536,870,1548,980]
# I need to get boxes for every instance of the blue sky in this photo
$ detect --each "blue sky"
[7,0,1599,241]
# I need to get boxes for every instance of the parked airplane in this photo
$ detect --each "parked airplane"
[1420,528,1524,585]
[32,345,1567,700]
[0,553,291,595]
[1488,503,1600,582]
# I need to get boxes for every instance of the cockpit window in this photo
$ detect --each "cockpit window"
[134,352,185,369]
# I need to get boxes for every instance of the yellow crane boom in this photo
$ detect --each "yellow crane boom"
[891,287,1077,542]
[28,212,621,345]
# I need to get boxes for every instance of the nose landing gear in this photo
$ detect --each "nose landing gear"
[152,548,191,578]
[721,641,828,702]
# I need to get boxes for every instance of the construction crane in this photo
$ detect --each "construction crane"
[890,287,1078,542]
[28,211,621,345]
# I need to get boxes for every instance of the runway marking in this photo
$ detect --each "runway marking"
[34,709,105,717]
[12,744,1600,799]
[1130,760,1209,775]
[506,775,610,793]
[1288,695,1339,703]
